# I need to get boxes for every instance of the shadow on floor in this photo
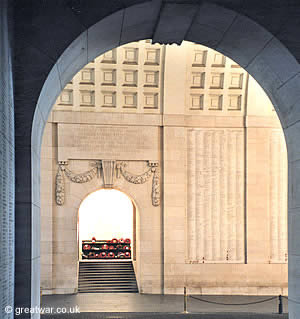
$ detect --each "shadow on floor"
[41,293,288,314]
[41,313,288,319]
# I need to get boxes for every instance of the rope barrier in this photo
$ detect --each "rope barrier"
[189,295,277,306]
[183,287,289,314]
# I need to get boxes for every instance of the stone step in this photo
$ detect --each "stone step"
[79,283,137,286]
[78,289,139,293]
[78,260,139,293]
[80,269,133,272]
[79,278,136,282]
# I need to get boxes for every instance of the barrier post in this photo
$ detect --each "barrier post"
[183,287,188,314]
[278,295,283,314]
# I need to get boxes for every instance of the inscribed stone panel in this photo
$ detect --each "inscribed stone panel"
[186,128,245,263]
[58,124,159,161]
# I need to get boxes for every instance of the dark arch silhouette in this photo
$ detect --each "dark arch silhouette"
[12,2,300,318]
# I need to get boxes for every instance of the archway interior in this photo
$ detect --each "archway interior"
[27,1,300,314]
[78,189,134,260]
[40,38,287,296]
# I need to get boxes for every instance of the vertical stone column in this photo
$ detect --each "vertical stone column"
[0,1,15,318]
[269,130,288,263]
[40,123,56,294]
[246,128,271,263]
[285,120,300,318]
[187,130,196,261]
[163,126,186,293]
[162,44,187,293]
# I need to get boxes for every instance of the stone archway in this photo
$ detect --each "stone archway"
[41,173,144,295]
[77,188,138,264]
[26,2,300,318]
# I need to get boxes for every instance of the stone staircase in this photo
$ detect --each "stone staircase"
[78,261,139,293]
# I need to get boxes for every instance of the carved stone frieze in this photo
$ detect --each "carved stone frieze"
[120,162,153,184]
[119,161,160,206]
[55,166,65,206]
[90,160,102,178]
[55,159,160,207]
[116,162,122,179]
[102,160,116,188]
[55,161,98,205]
[63,166,97,183]
[152,166,160,206]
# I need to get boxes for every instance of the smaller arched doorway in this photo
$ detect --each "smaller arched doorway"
[78,189,136,261]
[77,189,138,293]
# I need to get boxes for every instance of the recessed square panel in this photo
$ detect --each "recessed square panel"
[61,93,69,103]
[83,95,91,103]
[209,95,222,110]
[191,72,205,88]
[123,92,137,108]
[102,69,116,86]
[145,49,160,65]
[125,72,133,82]
[193,50,207,66]
[59,89,73,105]
[190,94,204,110]
[124,48,138,64]
[228,95,242,110]
[104,95,113,105]
[80,91,95,106]
[125,95,134,105]
[230,73,243,89]
[210,73,224,89]
[123,70,137,87]
[144,93,158,109]
[212,53,225,67]
[81,68,94,83]
[104,72,113,81]
[144,71,159,87]
[101,49,116,64]
[102,91,116,107]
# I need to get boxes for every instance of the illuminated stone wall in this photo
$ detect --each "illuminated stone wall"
[40,41,288,295]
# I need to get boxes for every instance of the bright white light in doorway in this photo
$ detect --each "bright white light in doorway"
[79,189,133,243]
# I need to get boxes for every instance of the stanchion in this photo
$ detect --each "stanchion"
[183,287,188,314]
[278,295,283,314]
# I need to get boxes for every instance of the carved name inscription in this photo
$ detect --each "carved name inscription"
[269,130,288,263]
[187,128,245,263]
[58,124,159,161]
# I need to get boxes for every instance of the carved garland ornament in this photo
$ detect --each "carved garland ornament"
[55,166,65,205]
[55,161,100,206]
[63,166,97,183]
[119,163,153,184]
[152,167,160,206]
[118,161,160,206]
[55,160,160,207]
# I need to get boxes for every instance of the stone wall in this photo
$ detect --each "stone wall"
[41,113,163,294]
[40,42,288,295]
[10,1,300,316]
[0,1,15,318]
[186,128,245,263]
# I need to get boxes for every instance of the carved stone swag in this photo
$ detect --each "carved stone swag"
[55,160,160,207]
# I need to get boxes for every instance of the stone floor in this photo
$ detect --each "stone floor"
[41,313,288,319]
[41,293,288,315]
